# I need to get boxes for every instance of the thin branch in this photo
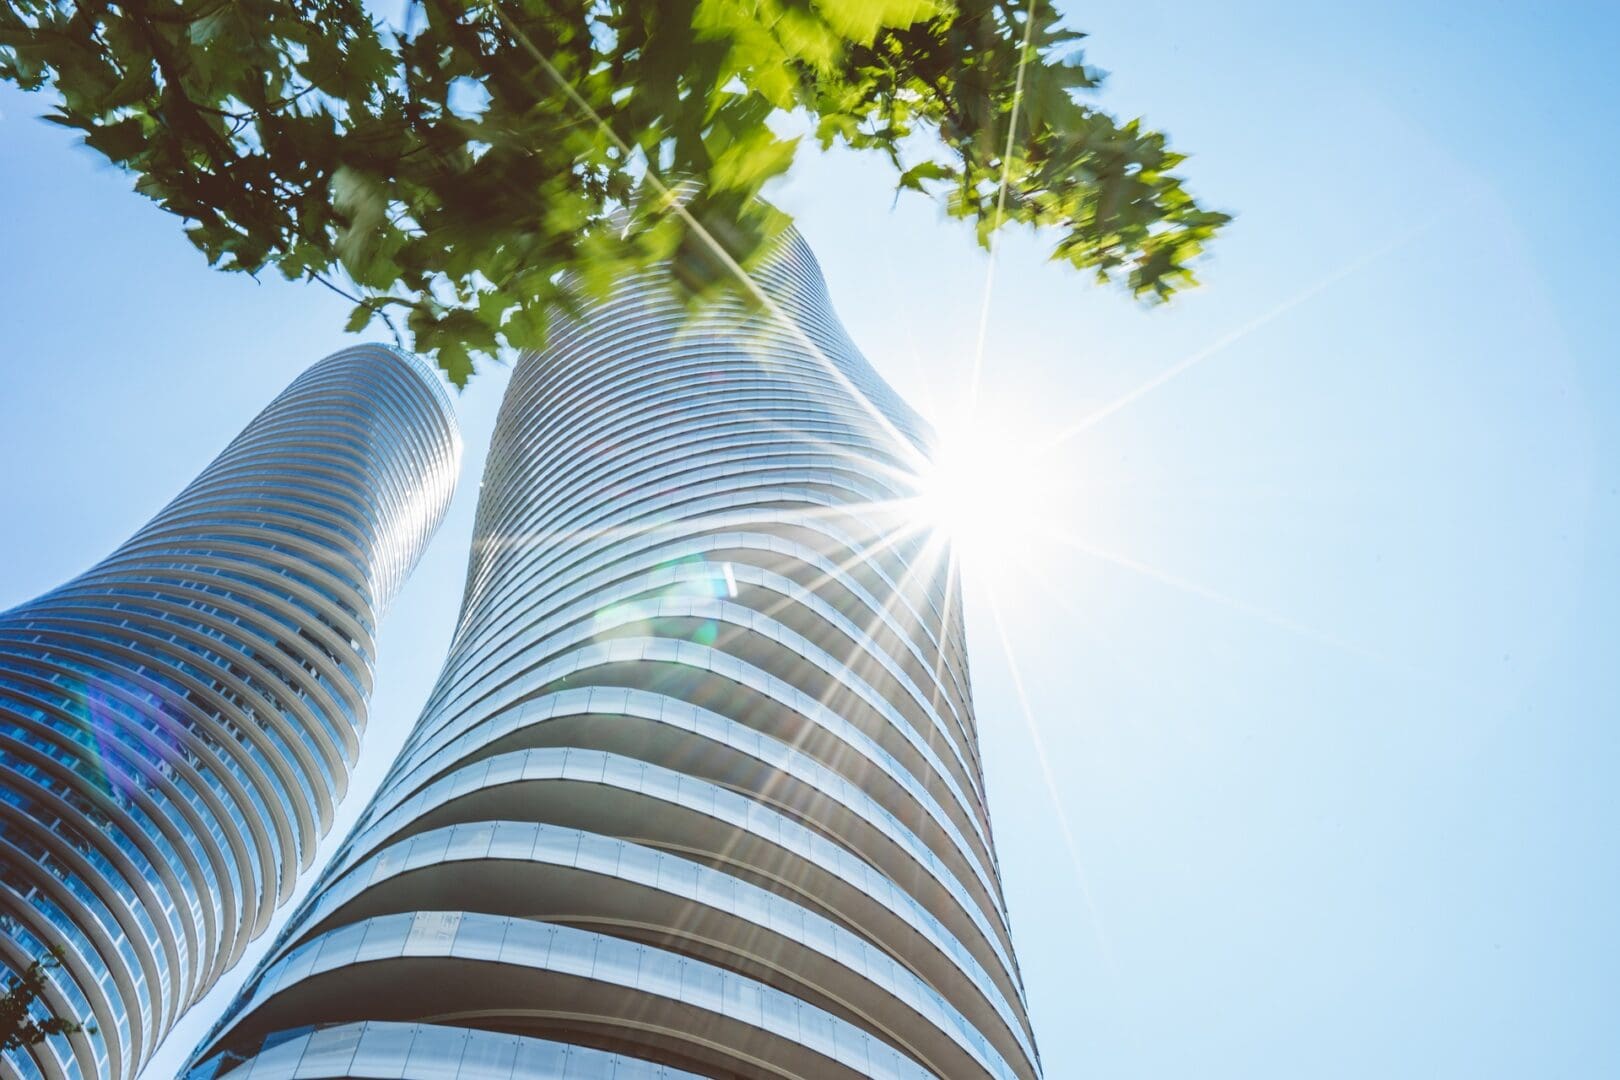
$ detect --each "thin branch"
[308,272,406,349]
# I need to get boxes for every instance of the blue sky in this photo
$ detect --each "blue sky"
[2,1,1617,1076]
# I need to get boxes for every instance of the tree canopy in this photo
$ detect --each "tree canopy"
[1,0,1229,385]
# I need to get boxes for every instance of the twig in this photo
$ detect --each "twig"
[309,272,406,349]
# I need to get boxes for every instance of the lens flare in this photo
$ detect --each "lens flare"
[915,411,1047,569]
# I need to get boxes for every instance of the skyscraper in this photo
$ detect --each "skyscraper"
[188,233,1041,1079]
[0,345,460,1080]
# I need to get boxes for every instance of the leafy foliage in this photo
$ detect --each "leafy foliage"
[1,947,89,1053]
[0,0,1229,385]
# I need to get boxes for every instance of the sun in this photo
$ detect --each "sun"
[914,408,1048,570]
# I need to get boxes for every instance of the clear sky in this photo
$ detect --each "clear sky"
[3,2,1617,1077]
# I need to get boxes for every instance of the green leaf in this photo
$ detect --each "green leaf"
[897,160,952,192]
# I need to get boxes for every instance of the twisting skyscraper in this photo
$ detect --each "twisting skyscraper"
[188,233,1041,1079]
[0,346,460,1080]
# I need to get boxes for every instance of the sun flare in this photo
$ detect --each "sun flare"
[915,410,1049,569]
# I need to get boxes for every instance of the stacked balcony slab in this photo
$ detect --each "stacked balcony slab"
[189,234,1041,1080]
[0,345,460,1080]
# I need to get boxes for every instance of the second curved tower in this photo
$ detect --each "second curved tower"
[0,345,460,1080]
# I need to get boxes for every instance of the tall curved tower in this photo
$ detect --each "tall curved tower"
[0,345,460,1080]
[188,235,1041,1080]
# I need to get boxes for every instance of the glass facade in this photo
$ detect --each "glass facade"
[0,345,460,1080]
[188,235,1041,1078]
